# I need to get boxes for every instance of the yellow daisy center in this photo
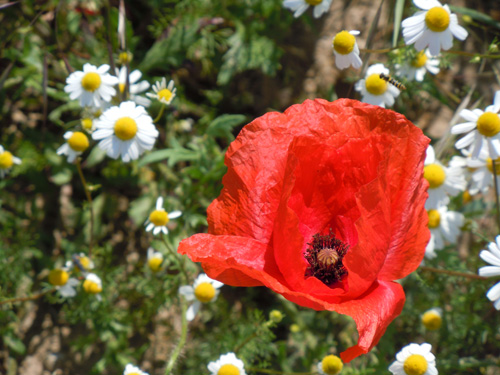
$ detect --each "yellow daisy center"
[411,51,428,68]
[365,73,388,95]
[81,72,102,92]
[148,257,163,272]
[476,112,500,137]
[403,354,428,375]
[423,163,446,188]
[0,151,14,169]
[67,132,89,152]
[305,0,323,4]
[333,31,356,55]
[425,7,450,32]
[158,88,173,102]
[149,210,169,226]
[427,209,441,229]
[118,51,132,65]
[119,83,126,93]
[487,157,500,174]
[82,118,93,130]
[48,269,69,286]
[218,364,240,375]
[114,117,138,141]
[422,310,442,330]
[127,373,140,375]
[463,190,472,204]
[80,256,91,270]
[83,279,102,294]
[194,282,216,303]
[321,355,343,375]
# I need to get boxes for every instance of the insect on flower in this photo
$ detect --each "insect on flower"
[379,73,406,90]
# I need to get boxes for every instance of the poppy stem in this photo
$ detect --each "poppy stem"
[419,266,487,280]
[491,159,500,233]
[76,158,94,257]
[165,297,188,375]
[0,288,56,306]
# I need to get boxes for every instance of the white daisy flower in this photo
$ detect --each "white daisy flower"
[354,63,400,108]
[146,77,177,105]
[401,0,468,57]
[56,131,90,163]
[332,30,362,70]
[208,353,246,375]
[83,273,102,300]
[424,145,466,209]
[92,101,159,162]
[396,50,440,82]
[123,364,149,375]
[478,235,500,310]
[67,252,95,273]
[64,63,119,108]
[0,145,21,178]
[147,247,164,273]
[425,205,464,259]
[465,147,500,195]
[317,355,343,375]
[48,268,79,298]
[283,0,331,18]
[116,67,151,107]
[179,274,224,321]
[451,97,500,159]
[421,308,442,330]
[389,343,437,375]
[144,197,182,235]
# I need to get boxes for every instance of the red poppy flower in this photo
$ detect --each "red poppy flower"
[178,98,430,361]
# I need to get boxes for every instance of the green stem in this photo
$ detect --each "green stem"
[246,368,315,375]
[162,235,189,282]
[76,158,94,256]
[0,288,56,306]
[419,266,487,280]
[154,105,166,123]
[165,298,188,375]
[491,159,500,234]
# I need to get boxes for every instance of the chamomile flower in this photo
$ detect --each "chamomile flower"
[146,78,177,105]
[425,205,464,259]
[123,364,149,375]
[401,0,468,57]
[317,355,343,375]
[144,197,182,235]
[424,145,466,209]
[48,268,79,298]
[389,343,437,375]
[478,235,500,310]
[147,247,164,273]
[81,118,95,132]
[208,353,246,375]
[179,274,224,321]
[0,145,21,178]
[332,30,362,70]
[56,131,90,162]
[83,273,102,300]
[396,50,440,81]
[466,147,500,195]
[283,0,331,18]
[68,252,95,272]
[354,63,400,108]
[92,101,159,162]
[421,308,442,330]
[64,63,119,108]
[451,100,500,159]
[116,67,151,107]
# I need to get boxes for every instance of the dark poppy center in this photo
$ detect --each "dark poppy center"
[304,230,348,287]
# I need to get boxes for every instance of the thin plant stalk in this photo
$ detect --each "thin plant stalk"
[165,298,188,375]
[76,158,94,256]
[492,159,500,233]
[419,266,487,280]
[154,105,166,124]
[162,235,189,282]
[0,288,56,306]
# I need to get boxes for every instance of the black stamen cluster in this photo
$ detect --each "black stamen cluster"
[304,229,349,287]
